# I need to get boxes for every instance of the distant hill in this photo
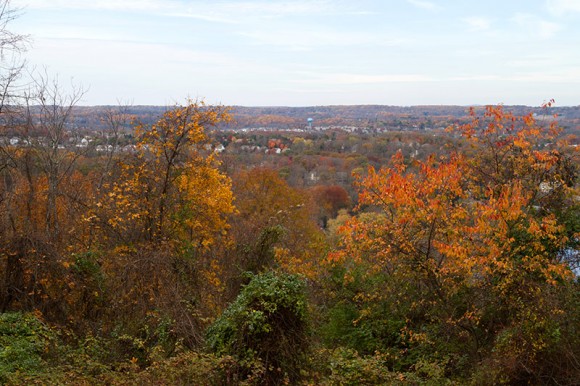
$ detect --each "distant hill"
[69,104,580,132]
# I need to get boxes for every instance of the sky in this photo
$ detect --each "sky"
[9,0,580,106]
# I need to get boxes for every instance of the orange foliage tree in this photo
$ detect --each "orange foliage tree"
[310,184,351,227]
[228,168,325,280]
[327,104,578,382]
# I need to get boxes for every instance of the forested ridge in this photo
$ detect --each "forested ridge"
[41,104,580,133]
[1,1,580,385]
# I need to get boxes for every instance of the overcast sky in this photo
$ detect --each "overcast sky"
[10,0,580,106]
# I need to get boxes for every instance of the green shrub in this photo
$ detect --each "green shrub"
[308,348,455,386]
[0,312,57,383]
[133,351,265,385]
[319,264,405,356]
[206,271,309,385]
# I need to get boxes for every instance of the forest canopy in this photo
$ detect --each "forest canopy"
[1,97,578,384]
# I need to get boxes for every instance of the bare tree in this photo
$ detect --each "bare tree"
[0,1,31,312]
[97,101,133,190]
[0,0,27,216]
[0,0,27,114]
[0,2,90,314]
[21,72,86,241]
[0,72,86,313]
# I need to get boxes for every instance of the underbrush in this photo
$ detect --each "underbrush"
[1,311,458,385]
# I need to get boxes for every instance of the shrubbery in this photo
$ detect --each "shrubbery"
[0,312,57,383]
[206,271,310,385]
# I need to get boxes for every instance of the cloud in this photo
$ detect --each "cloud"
[536,20,562,38]
[406,0,439,11]
[211,1,337,16]
[31,38,242,69]
[448,75,501,81]
[512,13,561,39]
[546,0,580,15]
[506,56,557,68]
[170,0,376,24]
[16,0,368,21]
[14,0,169,11]
[447,69,580,83]
[506,68,580,82]
[294,72,432,84]
[168,2,332,24]
[239,27,405,50]
[462,17,492,31]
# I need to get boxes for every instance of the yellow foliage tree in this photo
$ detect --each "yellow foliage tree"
[229,168,325,278]
[94,101,234,249]
[82,102,235,343]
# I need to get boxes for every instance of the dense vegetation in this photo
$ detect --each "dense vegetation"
[1,98,578,385]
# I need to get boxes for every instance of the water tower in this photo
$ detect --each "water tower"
[307,117,313,130]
